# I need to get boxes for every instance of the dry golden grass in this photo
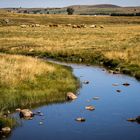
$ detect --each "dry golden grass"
[0,24,139,67]
[104,46,140,66]
[0,53,78,112]
[0,53,78,127]
[0,53,55,87]
[0,12,140,79]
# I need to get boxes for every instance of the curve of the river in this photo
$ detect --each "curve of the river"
[7,61,140,140]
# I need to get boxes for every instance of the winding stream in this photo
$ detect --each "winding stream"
[7,62,140,140]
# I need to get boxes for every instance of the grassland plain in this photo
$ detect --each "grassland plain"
[0,53,78,128]
[0,12,140,79]
[0,10,140,25]
[3,5,140,15]
[0,11,140,128]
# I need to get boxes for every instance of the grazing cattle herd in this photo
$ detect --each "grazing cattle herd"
[20,23,104,29]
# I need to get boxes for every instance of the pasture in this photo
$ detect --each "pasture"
[0,12,140,78]
[0,11,140,127]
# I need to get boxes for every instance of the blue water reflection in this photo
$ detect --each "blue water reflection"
[8,63,140,140]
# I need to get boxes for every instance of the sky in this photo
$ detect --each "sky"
[0,0,140,8]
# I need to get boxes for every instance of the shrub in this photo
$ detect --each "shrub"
[67,7,74,15]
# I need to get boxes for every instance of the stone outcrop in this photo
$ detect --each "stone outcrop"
[67,92,77,100]
[76,117,86,122]
[1,127,11,134]
[85,106,95,111]
[16,108,34,119]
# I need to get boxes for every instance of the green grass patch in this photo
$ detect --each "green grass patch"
[0,54,79,128]
[0,54,78,111]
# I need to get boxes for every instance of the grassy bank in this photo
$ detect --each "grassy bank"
[0,53,78,109]
[0,53,78,127]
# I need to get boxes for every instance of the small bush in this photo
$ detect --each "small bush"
[67,7,74,15]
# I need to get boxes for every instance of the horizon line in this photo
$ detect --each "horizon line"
[0,3,140,9]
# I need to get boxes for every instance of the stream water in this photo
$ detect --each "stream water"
[6,62,140,140]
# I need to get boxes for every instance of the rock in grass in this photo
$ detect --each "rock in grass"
[122,83,130,86]
[79,58,83,62]
[85,106,95,111]
[1,127,11,134]
[7,110,10,114]
[109,70,114,74]
[76,117,86,122]
[115,67,121,72]
[113,71,120,74]
[109,70,120,74]
[67,92,77,100]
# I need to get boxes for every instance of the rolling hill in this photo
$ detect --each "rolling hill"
[2,4,140,15]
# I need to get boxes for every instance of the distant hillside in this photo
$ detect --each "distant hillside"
[68,4,121,9]
[2,4,140,15]
[66,4,140,15]
[88,4,121,8]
